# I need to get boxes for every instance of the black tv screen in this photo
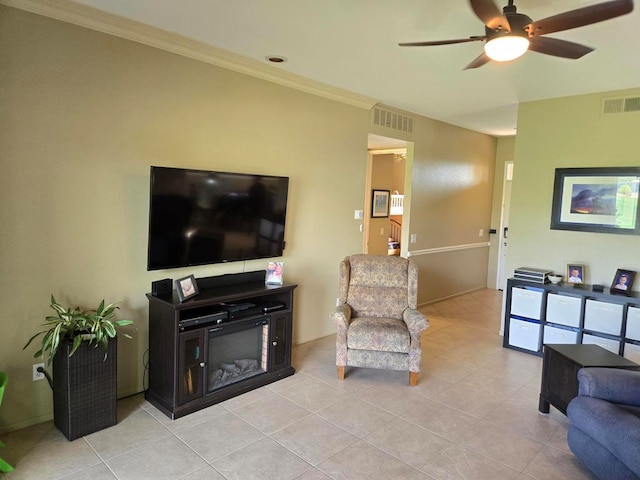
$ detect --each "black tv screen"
[147,166,289,271]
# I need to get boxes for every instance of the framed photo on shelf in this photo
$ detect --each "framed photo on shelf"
[175,274,199,302]
[266,261,284,285]
[371,189,390,218]
[611,269,636,294]
[550,167,640,235]
[566,264,585,284]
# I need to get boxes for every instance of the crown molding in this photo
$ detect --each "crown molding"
[1,0,378,110]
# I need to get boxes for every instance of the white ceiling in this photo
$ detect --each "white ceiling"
[66,1,640,136]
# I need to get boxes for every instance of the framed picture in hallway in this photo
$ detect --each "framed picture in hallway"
[371,189,390,218]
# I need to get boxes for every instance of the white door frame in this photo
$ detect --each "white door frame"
[496,161,514,290]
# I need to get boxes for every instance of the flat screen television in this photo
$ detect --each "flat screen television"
[147,166,289,271]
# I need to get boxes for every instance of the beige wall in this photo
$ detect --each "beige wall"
[371,115,497,304]
[0,6,370,431]
[507,89,640,298]
[0,6,500,432]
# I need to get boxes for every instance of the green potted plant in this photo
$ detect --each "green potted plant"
[24,295,133,440]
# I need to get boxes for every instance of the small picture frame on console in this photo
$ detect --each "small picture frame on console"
[266,261,284,285]
[176,274,199,302]
[611,269,636,294]
[566,264,585,284]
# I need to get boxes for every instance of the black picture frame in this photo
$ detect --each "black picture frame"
[371,189,390,218]
[175,274,199,302]
[611,269,636,294]
[550,167,640,235]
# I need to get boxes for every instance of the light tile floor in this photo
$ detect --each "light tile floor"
[1,289,597,479]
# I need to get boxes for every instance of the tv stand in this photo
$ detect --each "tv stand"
[145,271,297,419]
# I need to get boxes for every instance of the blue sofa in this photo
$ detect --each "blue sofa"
[567,368,640,480]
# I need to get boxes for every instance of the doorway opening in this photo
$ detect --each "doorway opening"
[496,161,514,290]
[365,134,411,256]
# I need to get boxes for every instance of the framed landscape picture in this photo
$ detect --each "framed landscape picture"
[550,167,640,235]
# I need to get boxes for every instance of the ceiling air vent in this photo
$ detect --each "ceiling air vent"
[602,96,640,115]
[372,107,414,135]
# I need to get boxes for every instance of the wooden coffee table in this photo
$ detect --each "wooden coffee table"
[539,343,640,415]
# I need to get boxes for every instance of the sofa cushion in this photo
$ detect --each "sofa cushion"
[347,317,410,353]
[567,396,640,476]
[568,426,639,480]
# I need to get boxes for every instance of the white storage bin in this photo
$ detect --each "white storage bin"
[623,342,640,364]
[546,294,581,328]
[508,317,541,352]
[510,287,543,320]
[582,333,621,354]
[584,300,623,336]
[543,325,578,345]
[626,306,640,341]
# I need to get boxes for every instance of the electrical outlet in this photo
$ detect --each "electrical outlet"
[33,363,45,381]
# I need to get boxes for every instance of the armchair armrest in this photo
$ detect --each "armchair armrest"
[403,308,429,342]
[330,303,352,336]
[578,368,640,407]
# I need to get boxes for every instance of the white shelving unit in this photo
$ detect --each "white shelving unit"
[504,278,640,358]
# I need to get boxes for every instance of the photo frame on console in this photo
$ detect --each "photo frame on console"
[176,274,199,302]
[611,269,636,294]
[266,261,284,285]
[566,264,585,284]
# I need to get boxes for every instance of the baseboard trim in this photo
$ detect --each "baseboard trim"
[417,286,486,308]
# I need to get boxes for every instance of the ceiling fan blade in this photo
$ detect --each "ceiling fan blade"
[528,0,633,37]
[464,52,491,69]
[469,0,511,31]
[399,36,486,47]
[528,36,594,59]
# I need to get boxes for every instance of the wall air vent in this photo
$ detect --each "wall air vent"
[602,96,640,115]
[372,107,414,135]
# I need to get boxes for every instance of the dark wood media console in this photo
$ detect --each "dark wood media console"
[145,271,297,419]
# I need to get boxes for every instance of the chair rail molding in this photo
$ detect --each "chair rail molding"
[0,0,378,111]
[408,241,490,257]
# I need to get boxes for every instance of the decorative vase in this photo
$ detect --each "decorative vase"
[52,337,117,440]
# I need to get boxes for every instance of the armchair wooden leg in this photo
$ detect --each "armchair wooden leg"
[337,366,345,380]
[409,371,419,386]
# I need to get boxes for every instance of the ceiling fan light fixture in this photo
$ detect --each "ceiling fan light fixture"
[484,35,530,62]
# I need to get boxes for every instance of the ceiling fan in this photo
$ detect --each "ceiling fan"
[399,0,634,69]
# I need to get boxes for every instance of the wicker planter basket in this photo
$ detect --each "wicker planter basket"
[52,337,117,441]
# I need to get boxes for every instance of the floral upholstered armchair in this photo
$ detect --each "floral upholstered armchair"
[330,254,429,386]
